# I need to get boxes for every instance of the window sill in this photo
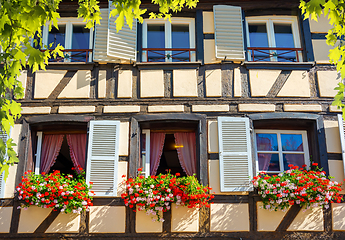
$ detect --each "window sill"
[136,61,202,70]
[243,61,315,70]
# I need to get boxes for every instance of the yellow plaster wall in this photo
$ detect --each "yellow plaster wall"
[34,70,66,99]
[119,122,129,156]
[249,70,281,97]
[317,71,341,97]
[210,203,249,232]
[208,120,219,153]
[324,120,342,153]
[18,206,52,233]
[98,70,107,98]
[173,69,198,97]
[171,204,199,232]
[11,124,22,155]
[140,70,164,98]
[203,11,214,33]
[328,160,345,194]
[45,213,80,233]
[256,202,289,231]
[136,208,163,233]
[204,39,217,64]
[118,70,133,98]
[287,207,324,231]
[117,161,128,197]
[4,164,17,198]
[0,207,12,233]
[89,206,126,233]
[277,71,310,97]
[205,69,221,97]
[332,203,345,230]
[58,70,91,98]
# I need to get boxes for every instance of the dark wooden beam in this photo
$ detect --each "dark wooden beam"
[34,210,60,233]
[46,70,77,100]
[266,70,292,98]
[276,205,302,231]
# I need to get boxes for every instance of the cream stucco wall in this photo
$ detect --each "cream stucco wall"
[203,12,214,33]
[171,204,199,232]
[98,70,107,98]
[205,69,221,97]
[21,107,52,115]
[210,203,249,232]
[312,39,332,63]
[45,213,80,233]
[17,70,27,99]
[249,70,281,97]
[58,70,91,98]
[332,203,345,230]
[119,122,129,156]
[204,39,217,64]
[118,70,133,98]
[104,105,140,113]
[0,207,12,233]
[287,207,324,231]
[89,206,126,233]
[11,124,22,155]
[256,202,289,231]
[136,208,162,233]
[58,106,95,114]
[324,120,342,153]
[117,161,128,197]
[140,70,164,98]
[309,15,331,33]
[277,71,310,97]
[18,206,52,233]
[208,160,221,194]
[328,160,345,194]
[234,67,241,97]
[317,71,341,97]
[34,70,66,99]
[4,164,17,198]
[173,69,198,97]
[208,120,219,153]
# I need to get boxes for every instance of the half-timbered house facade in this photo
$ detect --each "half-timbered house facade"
[1,0,345,239]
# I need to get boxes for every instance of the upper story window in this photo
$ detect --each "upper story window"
[142,18,196,62]
[246,16,302,62]
[254,130,310,174]
[42,18,93,62]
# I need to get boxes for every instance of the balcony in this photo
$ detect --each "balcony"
[142,48,196,63]
[43,49,92,63]
[247,47,303,62]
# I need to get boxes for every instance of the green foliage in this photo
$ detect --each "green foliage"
[0,0,198,181]
[300,0,345,117]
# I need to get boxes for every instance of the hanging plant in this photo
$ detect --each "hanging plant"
[15,168,94,213]
[252,163,343,211]
[121,168,214,222]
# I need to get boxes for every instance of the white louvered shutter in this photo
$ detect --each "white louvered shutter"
[213,5,245,61]
[337,114,345,176]
[86,120,120,196]
[218,117,253,192]
[0,130,9,198]
[107,1,137,61]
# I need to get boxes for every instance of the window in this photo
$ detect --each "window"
[140,129,196,177]
[246,16,302,62]
[142,18,196,62]
[254,130,310,174]
[42,19,93,62]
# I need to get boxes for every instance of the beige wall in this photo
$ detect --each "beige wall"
[332,203,345,230]
[317,71,341,97]
[329,160,345,194]
[171,204,199,232]
[256,202,289,231]
[208,120,219,153]
[18,206,52,233]
[140,70,164,98]
[58,70,91,98]
[119,122,129,156]
[98,70,107,98]
[249,70,281,97]
[0,207,12,233]
[118,70,133,98]
[89,206,126,233]
[34,70,66,99]
[277,71,310,97]
[11,124,22,155]
[324,120,342,153]
[17,70,27,99]
[203,11,214,33]
[210,203,249,232]
[46,213,80,233]
[117,161,128,197]
[204,39,217,64]
[287,207,324,231]
[173,69,198,97]
[313,39,332,63]
[4,164,17,198]
[309,15,331,33]
[136,209,163,233]
[205,69,221,97]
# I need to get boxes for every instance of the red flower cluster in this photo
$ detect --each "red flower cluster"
[16,169,94,213]
[121,169,214,221]
[252,163,343,211]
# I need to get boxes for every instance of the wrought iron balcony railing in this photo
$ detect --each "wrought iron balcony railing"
[247,47,303,62]
[42,49,92,62]
[142,48,196,62]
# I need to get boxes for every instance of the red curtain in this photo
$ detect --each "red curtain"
[66,134,87,173]
[174,132,196,176]
[40,134,64,173]
[150,133,165,175]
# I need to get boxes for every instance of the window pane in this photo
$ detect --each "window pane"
[274,24,296,62]
[283,154,305,170]
[248,24,269,61]
[258,153,280,171]
[48,25,66,48]
[72,26,90,49]
[256,133,278,151]
[147,24,165,62]
[172,24,190,62]
[281,134,304,151]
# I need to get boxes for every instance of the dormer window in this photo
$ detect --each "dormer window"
[142,18,196,62]
[42,19,93,62]
[246,16,302,62]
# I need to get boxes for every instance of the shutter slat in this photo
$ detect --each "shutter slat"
[213,5,245,60]
[337,114,345,178]
[86,121,120,196]
[218,117,253,192]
